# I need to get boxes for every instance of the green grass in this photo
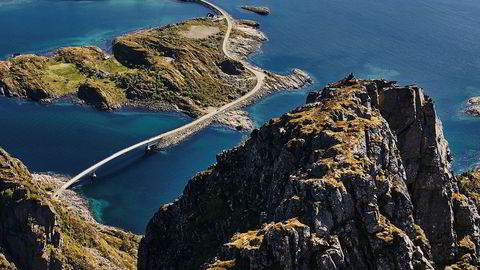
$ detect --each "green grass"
[44,62,86,95]
[98,58,130,74]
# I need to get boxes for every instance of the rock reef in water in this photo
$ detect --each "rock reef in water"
[241,6,271,16]
[138,77,479,269]
[0,148,141,270]
[464,96,480,116]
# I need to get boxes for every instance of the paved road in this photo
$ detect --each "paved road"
[53,0,265,198]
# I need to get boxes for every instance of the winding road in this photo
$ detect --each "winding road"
[53,0,265,198]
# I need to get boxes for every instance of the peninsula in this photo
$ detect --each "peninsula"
[0,5,308,124]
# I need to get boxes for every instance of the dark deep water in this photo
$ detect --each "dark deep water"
[1,0,480,233]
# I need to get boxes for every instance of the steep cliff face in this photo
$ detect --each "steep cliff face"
[0,149,141,270]
[138,77,479,269]
[366,82,458,266]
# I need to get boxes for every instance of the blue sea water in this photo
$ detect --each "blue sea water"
[0,97,246,232]
[0,0,210,58]
[1,0,480,233]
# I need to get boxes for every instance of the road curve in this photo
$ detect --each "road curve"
[53,0,265,198]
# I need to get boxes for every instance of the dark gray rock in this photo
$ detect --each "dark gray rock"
[217,59,245,76]
[241,6,271,15]
[138,79,445,270]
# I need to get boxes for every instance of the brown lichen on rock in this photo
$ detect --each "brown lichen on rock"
[138,77,480,269]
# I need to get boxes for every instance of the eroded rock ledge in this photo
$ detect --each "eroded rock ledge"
[138,77,479,269]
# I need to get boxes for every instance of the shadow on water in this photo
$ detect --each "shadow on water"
[70,148,159,189]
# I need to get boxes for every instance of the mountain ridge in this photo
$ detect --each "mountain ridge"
[138,76,479,269]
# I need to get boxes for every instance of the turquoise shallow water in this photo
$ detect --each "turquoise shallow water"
[1,0,480,233]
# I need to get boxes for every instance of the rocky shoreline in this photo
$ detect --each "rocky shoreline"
[32,173,98,223]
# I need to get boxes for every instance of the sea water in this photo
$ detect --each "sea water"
[1,0,480,233]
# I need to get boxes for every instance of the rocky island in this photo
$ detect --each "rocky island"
[1,77,480,269]
[241,6,271,16]
[0,16,308,124]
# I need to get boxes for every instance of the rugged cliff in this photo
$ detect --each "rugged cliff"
[138,77,479,269]
[0,149,141,270]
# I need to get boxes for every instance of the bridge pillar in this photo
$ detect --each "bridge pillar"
[145,144,153,153]
[91,172,97,180]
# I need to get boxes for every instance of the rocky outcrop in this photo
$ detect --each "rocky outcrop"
[263,69,312,92]
[213,110,253,130]
[217,59,245,76]
[0,148,141,270]
[464,97,480,116]
[0,55,57,101]
[365,81,457,266]
[241,6,271,16]
[78,80,125,110]
[237,20,260,28]
[138,77,479,269]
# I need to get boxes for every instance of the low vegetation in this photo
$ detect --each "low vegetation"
[457,170,480,209]
[0,148,141,269]
[0,18,255,115]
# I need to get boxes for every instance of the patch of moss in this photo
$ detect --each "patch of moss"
[0,253,16,270]
[375,215,406,242]
[457,170,480,209]
[206,259,236,270]
[227,229,264,250]
[43,61,86,95]
[414,224,428,243]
